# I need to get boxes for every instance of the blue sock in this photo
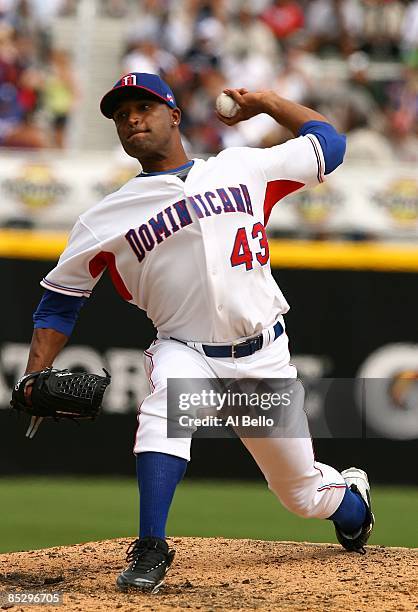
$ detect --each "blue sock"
[328,486,367,534]
[136,451,187,540]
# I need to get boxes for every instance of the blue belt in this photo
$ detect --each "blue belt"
[201,320,284,359]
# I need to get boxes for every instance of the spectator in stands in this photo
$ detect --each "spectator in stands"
[0,0,18,24]
[0,81,22,142]
[13,31,36,72]
[42,48,77,148]
[223,5,279,63]
[401,0,418,67]
[25,0,67,59]
[164,1,198,57]
[177,65,225,153]
[124,0,164,45]
[8,0,35,36]
[17,65,42,113]
[221,5,279,90]
[384,64,418,161]
[0,0,415,162]
[27,0,66,27]
[222,48,276,92]
[0,23,18,85]
[305,49,384,139]
[386,115,418,163]
[343,52,394,160]
[273,45,312,103]
[122,37,177,77]
[304,0,363,56]
[361,0,405,59]
[222,43,315,150]
[169,13,225,153]
[103,0,130,18]
[261,0,304,44]
[2,108,47,147]
[187,0,226,25]
[183,15,224,72]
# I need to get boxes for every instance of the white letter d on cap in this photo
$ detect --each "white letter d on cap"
[123,74,137,86]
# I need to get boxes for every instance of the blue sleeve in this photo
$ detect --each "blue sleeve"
[298,120,346,175]
[33,289,86,337]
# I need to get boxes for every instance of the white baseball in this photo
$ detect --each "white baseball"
[216,92,240,118]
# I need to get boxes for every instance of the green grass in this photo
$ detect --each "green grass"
[0,477,417,553]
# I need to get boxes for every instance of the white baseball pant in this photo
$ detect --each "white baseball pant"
[134,321,346,519]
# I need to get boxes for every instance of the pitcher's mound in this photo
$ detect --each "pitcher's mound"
[0,537,417,611]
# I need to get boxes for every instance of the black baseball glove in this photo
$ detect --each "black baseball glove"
[11,367,111,438]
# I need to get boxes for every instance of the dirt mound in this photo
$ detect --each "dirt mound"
[0,538,417,611]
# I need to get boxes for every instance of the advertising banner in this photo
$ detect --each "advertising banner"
[1,258,417,481]
[1,152,417,240]
[270,164,418,240]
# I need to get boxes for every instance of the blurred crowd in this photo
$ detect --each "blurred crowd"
[116,0,418,161]
[0,0,417,160]
[0,0,77,149]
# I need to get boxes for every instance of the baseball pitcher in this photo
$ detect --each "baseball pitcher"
[15,73,374,593]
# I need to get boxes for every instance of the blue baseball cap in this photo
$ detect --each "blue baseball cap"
[100,72,177,118]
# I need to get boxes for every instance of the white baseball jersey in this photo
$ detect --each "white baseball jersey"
[42,135,324,343]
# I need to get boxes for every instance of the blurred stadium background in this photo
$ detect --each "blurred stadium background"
[0,0,417,553]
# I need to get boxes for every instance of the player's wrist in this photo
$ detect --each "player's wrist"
[260,91,297,127]
[258,91,283,116]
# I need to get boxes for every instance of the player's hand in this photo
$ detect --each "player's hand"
[24,381,34,406]
[215,89,270,126]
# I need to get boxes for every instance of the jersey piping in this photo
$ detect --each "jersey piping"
[138,160,194,178]
[41,278,92,297]
[306,134,324,184]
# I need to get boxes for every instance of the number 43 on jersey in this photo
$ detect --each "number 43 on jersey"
[230,222,270,271]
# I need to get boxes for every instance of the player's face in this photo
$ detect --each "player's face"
[112,96,176,161]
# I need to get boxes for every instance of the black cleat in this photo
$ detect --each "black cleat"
[334,467,375,555]
[116,537,175,593]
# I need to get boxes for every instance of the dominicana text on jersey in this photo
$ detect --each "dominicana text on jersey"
[41,139,324,342]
